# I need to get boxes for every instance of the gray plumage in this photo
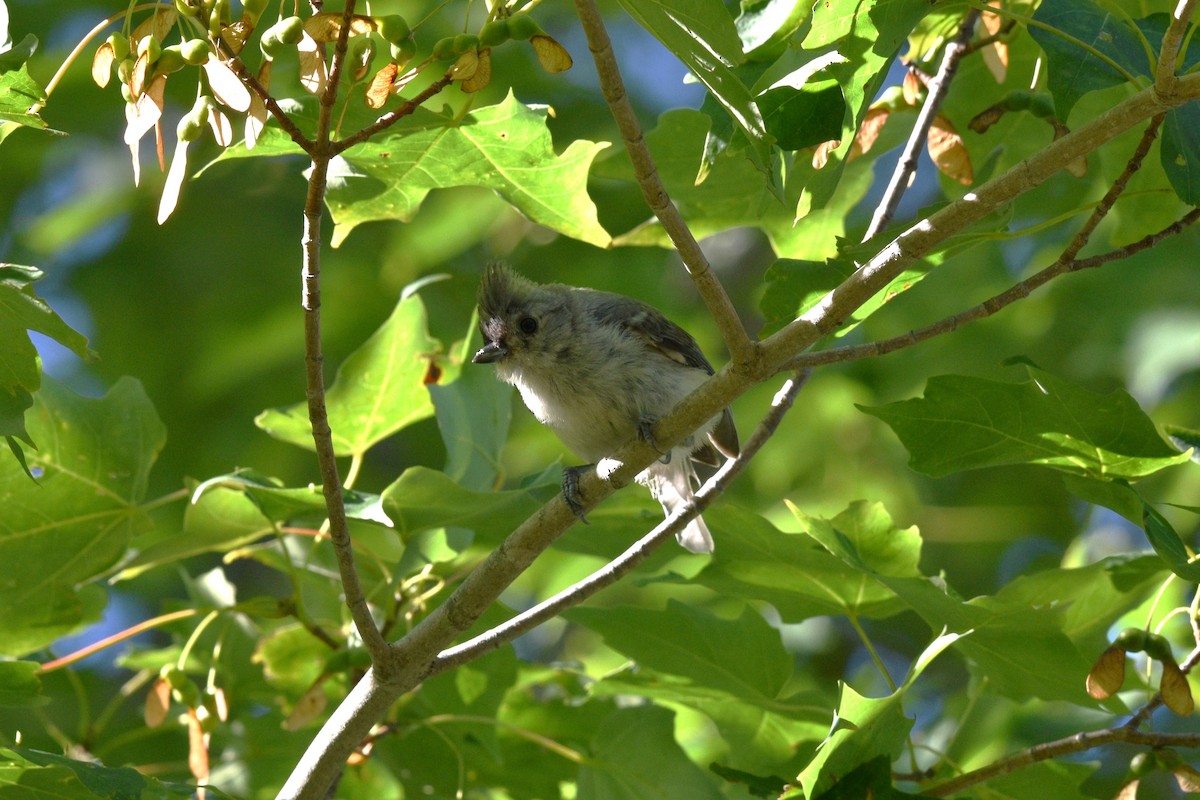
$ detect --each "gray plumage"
[472,262,738,553]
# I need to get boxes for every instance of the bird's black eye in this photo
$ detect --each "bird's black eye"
[518,316,538,334]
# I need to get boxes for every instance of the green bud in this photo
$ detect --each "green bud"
[107,32,130,61]
[374,14,410,44]
[275,15,304,45]
[117,57,135,83]
[453,33,480,54]
[137,34,162,63]
[479,20,510,48]
[259,29,281,59]
[1114,627,1149,652]
[241,0,269,24]
[155,45,187,74]
[180,38,212,65]
[389,38,416,66]
[432,36,457,61]
[506,15,542,41]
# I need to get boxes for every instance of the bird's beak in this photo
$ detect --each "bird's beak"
[472,340,509,364]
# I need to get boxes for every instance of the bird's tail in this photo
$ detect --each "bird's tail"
[640,462,713,554]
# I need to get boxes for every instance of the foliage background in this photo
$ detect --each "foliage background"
[1,0,1199,797]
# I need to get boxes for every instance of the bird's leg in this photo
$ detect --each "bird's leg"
[561,465,592,523]
[638,415,672,464]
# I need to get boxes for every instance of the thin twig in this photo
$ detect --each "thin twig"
[924,727,1200,796]
[429,372,811,675]
[572,0,756,368]
[792,116,1182,370]
[298,0,390,664]
[224,55,315,154]
[1157,0,1198,88]
[864,9,980,240]
[333,72,456,154]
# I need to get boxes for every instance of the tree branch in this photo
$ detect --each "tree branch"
[429,371,811,675]
[864,8,980,240]
[572,0,755,368]
[792,113,1175,369]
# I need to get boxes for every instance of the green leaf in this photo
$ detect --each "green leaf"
[795,632,959,797]
[875,575,1096,704]
[0,263,95,455]
[256,289,443,457]
[614,0,771,173]
[990,554,1167,651]
[380,466,542,541]
[254,623,330,694]
[578,706,723,800]
[0,56,55,140]
[332,93,609,247]
[689,506,912,620]
[796,0,930,214]
[1142,503,1200,582]
[758,80,844,151]
[590,669,829,773]
[790,500,922,577]
[569,600,794,699]
[1161,102,1200,204]
[860,366,1192,480]
[0,661,47,707]
[214,94,611,247]
[1165,424,1200,460]
[0,747,202,799]
[1029,0,1150,119]
[409,648,518,758]
[189,470,387,525]
[119,477,278,579]
[794,684,912,798]
[430,357,512,491]
[0,377,163,656]
[736,0,812,59]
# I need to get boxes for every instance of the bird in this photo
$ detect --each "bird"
[471,262,738,552]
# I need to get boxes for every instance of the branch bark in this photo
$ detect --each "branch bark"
[864,8,980,239]
[572,0,754,367]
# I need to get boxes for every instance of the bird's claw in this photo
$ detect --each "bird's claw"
[638,415,671,464]
[561,465,590,523]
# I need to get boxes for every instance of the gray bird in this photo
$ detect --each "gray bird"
[472,262,739,552]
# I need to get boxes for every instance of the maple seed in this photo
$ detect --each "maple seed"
[1085,645,1125,700]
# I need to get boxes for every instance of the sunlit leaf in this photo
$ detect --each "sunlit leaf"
[616,0,770,173]
[860,366,1192,480]
[0,377,164,656]
[256,289,444,457]
[0,746,198,799]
